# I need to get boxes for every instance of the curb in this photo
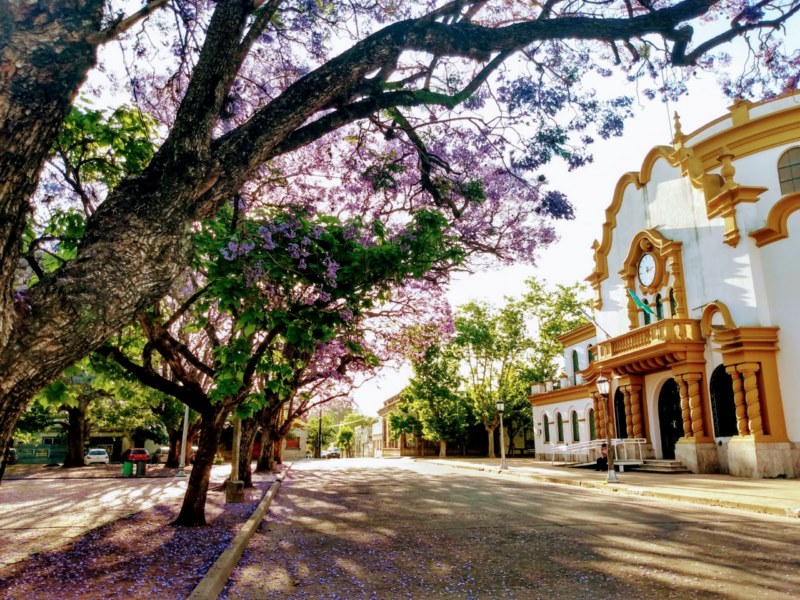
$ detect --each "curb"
[422,459,800,519]
[187,466,291,600]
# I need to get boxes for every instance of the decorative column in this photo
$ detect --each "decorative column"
[677,377,692,437]
[726,365,749,436]
[629,384,643,439]
[622,388,633,439]
[684,373,706,438]
[592,393,605,436]
[738,362,764,436]
[667,254,688,319]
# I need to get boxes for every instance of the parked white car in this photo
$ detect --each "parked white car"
[84,448,109,465]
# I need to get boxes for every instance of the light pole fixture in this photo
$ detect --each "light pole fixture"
[596,374,619,483]
[496,399,508,470]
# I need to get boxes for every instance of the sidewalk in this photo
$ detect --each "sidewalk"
[417,457,800,518]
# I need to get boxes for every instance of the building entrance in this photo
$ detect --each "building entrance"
[658,379,683,459]
[614,389,627,439]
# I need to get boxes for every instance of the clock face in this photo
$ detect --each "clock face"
[638,253,657,287]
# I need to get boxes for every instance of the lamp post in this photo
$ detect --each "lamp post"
[496,399,508,470]
[596,374,619,483]
[175,404,189,478]
[316,406,323,459]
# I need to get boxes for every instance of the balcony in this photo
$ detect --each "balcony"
[593,319,705,375]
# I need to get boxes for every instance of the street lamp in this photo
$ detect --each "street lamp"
[596,374,619,483]
[496,399,508,470]
[316,406,323,459]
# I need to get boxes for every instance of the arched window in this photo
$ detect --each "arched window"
[571,411,580,442]
[710,365,738,437]
[778,147,800,195]
[543,415,551,443]
[655,293,664,320]
[556,413,565,442]
[587,345,595,363]
[589,408,596,440]
[669,288,677,317]
[571,350,580,385]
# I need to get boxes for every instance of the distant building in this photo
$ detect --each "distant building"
[531,91,800,478]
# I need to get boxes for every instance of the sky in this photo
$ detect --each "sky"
[352,74,735,416]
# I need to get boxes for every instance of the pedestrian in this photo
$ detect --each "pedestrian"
[596,443,608,471]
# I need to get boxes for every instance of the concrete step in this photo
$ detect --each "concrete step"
[630,459,691,474]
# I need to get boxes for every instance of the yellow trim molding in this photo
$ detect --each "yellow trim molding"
[587,90,800,298]
[558,322,596,347]
[529,384,593,407]
[619,230,688,327]
[749,191,800,247]
[700,301,736,337]
[711,326,788,442]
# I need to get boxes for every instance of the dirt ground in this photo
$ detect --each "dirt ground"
[0,463,275,600]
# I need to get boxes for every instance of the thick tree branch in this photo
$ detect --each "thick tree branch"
[85,0,171,45]
[96,345,209,412]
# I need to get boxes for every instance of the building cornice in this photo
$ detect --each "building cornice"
[586,89,800,306]
[529,384,592,406]
[557,322,596,347]
[750,191,800,247]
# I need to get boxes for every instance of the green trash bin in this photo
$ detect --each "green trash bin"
[122,461,133,477]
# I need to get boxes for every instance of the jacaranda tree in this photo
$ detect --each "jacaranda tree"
[1,0,798,474]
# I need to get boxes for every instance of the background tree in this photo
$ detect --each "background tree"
[388,402,425,456]
[336,426,355,457]
[403,343,469,458]
[2,0,796,476]
[521,279,591,383]
[306,413,336,456]
[496,367,537,457]
[454,300,531,458]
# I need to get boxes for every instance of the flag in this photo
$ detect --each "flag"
[578,306,612,340]
[628,289,655,315]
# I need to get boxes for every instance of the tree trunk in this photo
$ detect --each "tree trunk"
[438,439,447,458]
[0,2,104,350]
[507,422,518,457]
[173,407,229,527]
[487,426,496,458]
[166,429,182,468]
[256,430,275,473]
[274,438,284,465]
[0,437,13,483]
[62,397,90,468]
[238,416,260,488]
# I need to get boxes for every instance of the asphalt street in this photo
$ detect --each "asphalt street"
[223,458,800,600]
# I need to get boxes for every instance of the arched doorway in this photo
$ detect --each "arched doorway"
[613,390,627,439]
[710,365,737,437]
[658,379,683,459]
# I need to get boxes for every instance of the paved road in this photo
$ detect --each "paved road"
[224,458,800,599]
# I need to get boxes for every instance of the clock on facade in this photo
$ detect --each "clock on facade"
[638,253,657,287]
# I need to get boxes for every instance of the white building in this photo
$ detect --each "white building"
[530,91,800,478]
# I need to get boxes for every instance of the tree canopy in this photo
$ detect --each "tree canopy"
[1,0,798,473]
